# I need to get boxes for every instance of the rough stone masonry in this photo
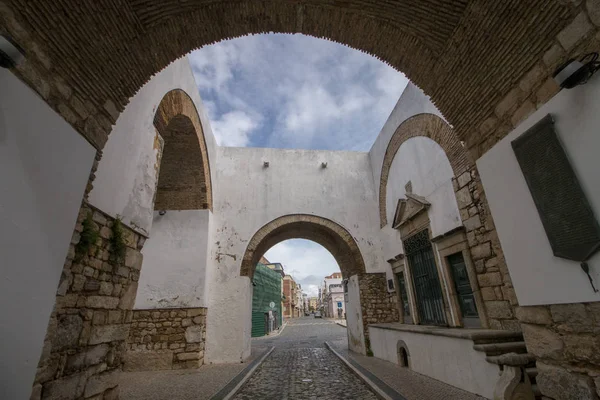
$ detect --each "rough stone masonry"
[31,204,144,400]
[125,307,207,371]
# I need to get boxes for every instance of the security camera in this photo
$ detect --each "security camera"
[553,53,599,89]
[0,35,25,68]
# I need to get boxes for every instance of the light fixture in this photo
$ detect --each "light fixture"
[158,210,166,216]
[321,162,327,168]
[0,35,25,68]
[553,52,599,89]
[263,161,269,168]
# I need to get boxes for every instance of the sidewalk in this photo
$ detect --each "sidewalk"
[326,342,486,400]
[334,319,347,327]
[119,346,270,400]
[252,321,287,340]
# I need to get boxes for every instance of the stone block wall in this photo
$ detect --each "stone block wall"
[452,167,520,331]
[32,203,144,400]
[358,273,400,350]
[515,302,600,400]
[125,307,207,371]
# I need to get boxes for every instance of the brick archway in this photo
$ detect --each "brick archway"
[379,113,471,228]
[154,89,213,210]
[240,214,366,279]
[1,2,594,154]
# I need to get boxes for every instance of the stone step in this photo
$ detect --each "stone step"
[473,341,528,356]
[470,331,524,345]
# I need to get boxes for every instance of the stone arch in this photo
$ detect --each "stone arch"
[240,214,366,279]
[0,1,587,153]
[153,89,213,210]
[397,340,410,368]
[379,113,471,227]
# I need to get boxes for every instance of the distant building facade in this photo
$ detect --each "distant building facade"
[308,297,318,311]
[321,272,344,318]
[283,275,295,319]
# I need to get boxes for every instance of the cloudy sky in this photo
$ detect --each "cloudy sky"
[188,33,407,150]
[188,34,407,296]
[263,239,339,297]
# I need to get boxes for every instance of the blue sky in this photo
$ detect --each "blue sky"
[188,34,407,296]
[188,33,407,151]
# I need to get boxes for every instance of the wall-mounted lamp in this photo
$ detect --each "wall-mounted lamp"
[321,162,327,168]
[263,161,270,168]
[0,35,25,68]
[158,210,167,216]
[553,52,599,89]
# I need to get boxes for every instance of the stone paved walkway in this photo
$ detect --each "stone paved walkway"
[233,347,378,400]
[120,317,489,400]
[118,347,267,400]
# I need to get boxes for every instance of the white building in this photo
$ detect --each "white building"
[321,273,344,318]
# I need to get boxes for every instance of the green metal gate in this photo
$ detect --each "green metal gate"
[404,230,446,326]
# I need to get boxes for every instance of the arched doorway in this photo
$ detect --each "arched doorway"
[240,214,365,279]
[153,89,213,211]
[238,214,398,355]
[134,88,213,309]
[123,89,214,372]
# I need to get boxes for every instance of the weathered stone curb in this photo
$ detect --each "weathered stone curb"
[252,322,287,340]
[325,342,406,400]
[211,346,275,400]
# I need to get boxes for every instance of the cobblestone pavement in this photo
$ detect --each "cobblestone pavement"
[233,317,376,400]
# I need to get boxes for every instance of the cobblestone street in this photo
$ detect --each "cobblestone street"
[233,317,377,400]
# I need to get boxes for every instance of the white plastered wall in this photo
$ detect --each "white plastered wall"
[368,82,445,200]
[478,74,600,306]
[346,276,366,354]
[367,82,458,273]
[382,136,461,260]
[369,327,498,398]
[88,56,218,237]
[0,69,96,399]
[205,147,385,362]
[88,57,218,312]
[135,210,210,309]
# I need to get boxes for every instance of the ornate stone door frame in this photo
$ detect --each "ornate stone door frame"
[394,204,455,326]
[432,228,489,329]
[389,256,415,324]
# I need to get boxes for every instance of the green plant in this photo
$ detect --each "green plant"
[365,337,374,357]
[109,217,127,265]
[75,213,99,261]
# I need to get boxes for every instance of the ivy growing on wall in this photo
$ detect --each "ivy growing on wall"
[365,337,374,357]
[109,217,127,265]
[75,213,99,261]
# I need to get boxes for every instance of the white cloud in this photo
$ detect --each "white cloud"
[264,239,340,297]
[189,33,408,151]
[210,111,259,147]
